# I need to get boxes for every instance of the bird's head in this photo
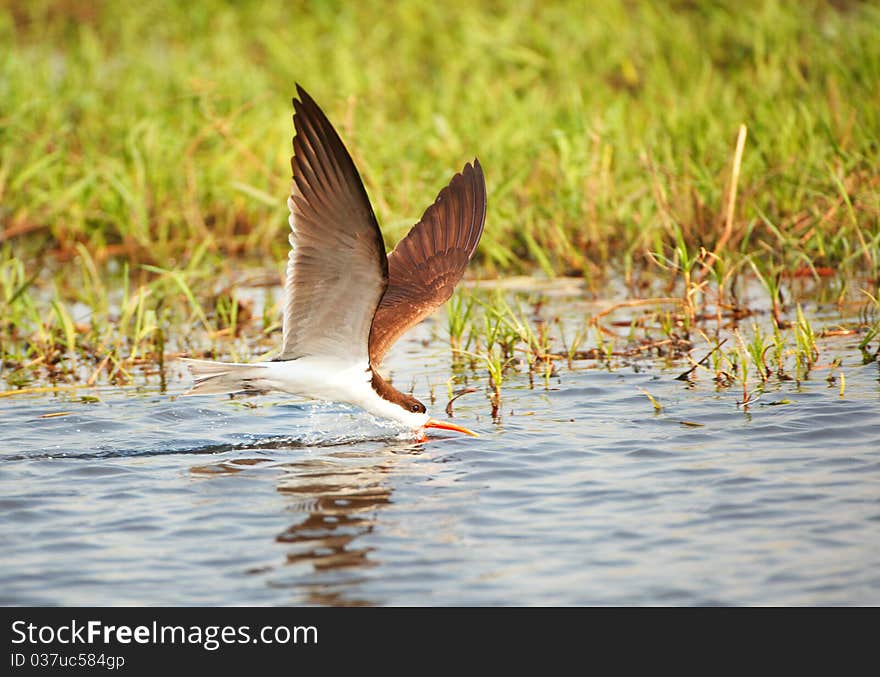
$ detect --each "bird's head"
[400,392,478,437]
[370,371,477,437]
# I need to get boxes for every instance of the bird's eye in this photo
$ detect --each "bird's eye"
[411,403,421,413]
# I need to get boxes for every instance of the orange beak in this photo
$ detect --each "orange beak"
[423,418,479,437]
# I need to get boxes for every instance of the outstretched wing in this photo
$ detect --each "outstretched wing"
[368,160,486,366]
[278,85,388,363]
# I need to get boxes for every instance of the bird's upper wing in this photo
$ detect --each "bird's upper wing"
[278,85,388,363]
[368,160,486,366]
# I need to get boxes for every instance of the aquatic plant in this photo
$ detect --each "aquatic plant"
[794,304,819,379]
[446,291,475,353]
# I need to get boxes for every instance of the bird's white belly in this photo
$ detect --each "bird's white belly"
[258,357,374,406]
[250,356,426,428]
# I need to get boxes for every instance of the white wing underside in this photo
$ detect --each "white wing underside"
[277,87,389,365]
[278,198,373,366]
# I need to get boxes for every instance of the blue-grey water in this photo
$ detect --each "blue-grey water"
[2,295,879,605]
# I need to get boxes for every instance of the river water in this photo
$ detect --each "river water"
[2,284,879,605]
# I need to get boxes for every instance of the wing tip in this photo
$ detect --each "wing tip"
[457,157,483,184]
[291,83,323,131]
[459,158,487,205]
[459,158,487,258]
[293,82,310,106]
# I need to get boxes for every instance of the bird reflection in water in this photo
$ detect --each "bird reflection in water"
[272,440,422,605]
[190,438,425,605]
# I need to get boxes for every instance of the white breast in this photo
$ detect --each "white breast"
[256,357,428,428]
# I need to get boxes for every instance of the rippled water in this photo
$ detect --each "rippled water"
[2,294,880,605]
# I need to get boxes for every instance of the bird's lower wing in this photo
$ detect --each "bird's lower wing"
[368,160,486,366]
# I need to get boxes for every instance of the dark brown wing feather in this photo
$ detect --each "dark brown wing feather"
[368,160,486,366]
[278,85,388,362]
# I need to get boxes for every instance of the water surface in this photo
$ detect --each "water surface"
[2,291,879,605]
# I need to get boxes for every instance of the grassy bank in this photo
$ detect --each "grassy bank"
[1,0,879,393]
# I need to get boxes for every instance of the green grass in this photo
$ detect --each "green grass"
[1,0,880,391]
[3,0,880,273]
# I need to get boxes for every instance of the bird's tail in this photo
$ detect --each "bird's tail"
[180,358,271,396]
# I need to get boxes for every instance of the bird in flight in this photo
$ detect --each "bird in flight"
[182,85,485,437]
